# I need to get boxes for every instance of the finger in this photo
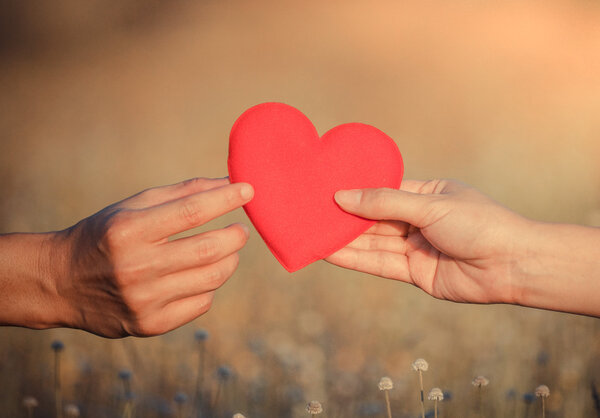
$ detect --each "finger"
[152,253,239,304]
[334,187,439,228]
[365,220,410,236]
[346,233,408,254]
[325,247,410,282]
[124,177,230,209]
[157,223,249,275]
[142,291,216,336]
[135,183,254,241]
[399,179,428,193]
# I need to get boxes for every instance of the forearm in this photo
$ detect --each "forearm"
[512,221,600,317]
[0,232,71,329]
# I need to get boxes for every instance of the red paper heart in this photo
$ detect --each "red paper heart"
[228,103,403,272]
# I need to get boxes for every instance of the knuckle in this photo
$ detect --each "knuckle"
[369,188,391,210]
[104,212,135,248]
[139,187,160,201]
[129,318,158,337]
[225,186,242,207]
[179,199,205,226]
[182,177,209,189]
[112,258,152,288]
[121,289,149,314]
[200,266,226,290]
[227,252,240,273]
[196,237,221,261]
[201,256,237,290]
[199,296,214,315]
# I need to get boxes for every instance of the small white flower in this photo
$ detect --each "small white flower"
[535,385,550,398]
[472,376,490,388]
[412,358,429,372]
[428,387,444,401]
[306,400,323,414]
[378,376,393,391]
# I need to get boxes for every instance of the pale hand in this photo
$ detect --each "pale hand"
[327,179,600,317]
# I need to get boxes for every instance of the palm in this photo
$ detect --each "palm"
[327,180,522,305]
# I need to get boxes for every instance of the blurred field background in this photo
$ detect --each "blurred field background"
[1,0,600,417]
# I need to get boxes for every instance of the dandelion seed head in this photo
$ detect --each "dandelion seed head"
[51,340,64,352]
[195,329,209,342]
[64,404,80,417]
[535,385,550,398]
[306,400,323,414]
[174,392,188,404]
[412,358,429,372]
[378,376,393,390]
[428,387,444,401]
[471,376,489,387]
[22,396,38,408]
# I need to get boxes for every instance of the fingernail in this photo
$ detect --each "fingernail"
[240,223,250,236]
[240,184,254,200]
[335,189,362,208]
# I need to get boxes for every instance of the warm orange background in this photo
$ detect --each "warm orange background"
[1,1,599,417]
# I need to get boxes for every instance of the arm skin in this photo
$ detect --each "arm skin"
[327,179,600,317]
[0,177,254,338]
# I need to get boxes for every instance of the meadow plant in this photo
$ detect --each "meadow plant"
[22,396,39,418]
[306,400,323,415]
[378,377,393,418]
[505,389,518,417]
[51,340,64,418]
[64,404,80,418]
[427,388,444,418]
[471,376,489,417]
[194,329,209,415]
[118,369,133,418]
[534,385,550,418]
[213,365,234,411]
[523,392,535,418]
[174,391,188,418]
[412,358,428,418]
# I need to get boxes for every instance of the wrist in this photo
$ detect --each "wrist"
[38,230,78,329]
[0,231,75,329]
[510,220,600,316]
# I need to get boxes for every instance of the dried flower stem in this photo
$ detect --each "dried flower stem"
[384,390,392,418]
[54,350,63,418]
[194,341,206,416]
[542,397,546,418]
[212,381,223,410]
[121,402,133,418]
[418,370,425,418]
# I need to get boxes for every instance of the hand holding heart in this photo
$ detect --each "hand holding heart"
[329,180,600,317]
[0,178,254,338]
[327,180,528,305]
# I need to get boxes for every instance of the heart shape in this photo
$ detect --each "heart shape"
[228,103,403,272]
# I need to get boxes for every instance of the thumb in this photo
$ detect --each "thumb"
[334,187,436,227]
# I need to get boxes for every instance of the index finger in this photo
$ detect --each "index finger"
[134,182,254,241]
